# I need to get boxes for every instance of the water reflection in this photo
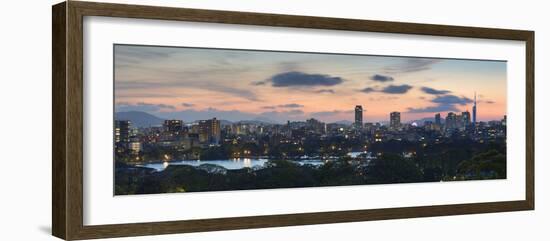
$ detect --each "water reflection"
[137,158,324,172]
[243,158,252,168]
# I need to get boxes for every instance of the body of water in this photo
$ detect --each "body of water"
[137,158,329,171]
[136,152,366,172]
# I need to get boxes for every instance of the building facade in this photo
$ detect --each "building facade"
[390,112,401,130]
[472,92,477,125]
[115,120,131,144]
[199,118,221,145]
[163,120,184,135]
[354,105,363,129]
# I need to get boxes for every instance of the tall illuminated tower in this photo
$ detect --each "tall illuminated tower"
[472,92,477,126]
[354,105,363,129]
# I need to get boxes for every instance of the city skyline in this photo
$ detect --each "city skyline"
[115,44,507,123]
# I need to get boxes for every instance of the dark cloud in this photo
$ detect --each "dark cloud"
[279,103,303,108]
[359,87,376,93]
[384,59,442,74]
[406,94,473,113]
[380,85,413,94]
[263,71,344,87]
[181,103,195,107]
[407,104,459,113]
[315,89,336,94]
[251,80,266,86]
[360,84,413,95]
[262,103,304,109]
[116,102,176,113]
[138,102,175,109]
[484,100,495,104]
[421,87,451,95]
[432,95,473,105]
[370,74,394,82]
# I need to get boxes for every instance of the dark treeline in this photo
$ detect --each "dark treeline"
[115,140,506,195]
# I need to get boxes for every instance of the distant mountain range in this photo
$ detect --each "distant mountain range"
[115,111,433,128]
[232,119,275,125]
[250,117,278,124]
[115,111,276,128]
[333,120,353,125]
[115,111,164,128]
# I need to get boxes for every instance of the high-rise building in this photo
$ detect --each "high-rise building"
[424,121,435,131]
[461,111,471,130]
[163,120,184,134]
[364,122,374,132]
[354,105,363,129]
[199,118,221,145]
[445,112,457,130]
[115,120,131,143]
[472,92,477,126]
[435,113,441,126]
[128,140,141,154]
[306,118,325,134]
[390,112,401,130]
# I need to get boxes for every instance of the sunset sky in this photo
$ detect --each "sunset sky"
[114,44,507,124]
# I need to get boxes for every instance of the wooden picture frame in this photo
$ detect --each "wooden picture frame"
[52,1,534,240]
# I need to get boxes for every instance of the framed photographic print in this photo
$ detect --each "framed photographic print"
[52,1,534,240]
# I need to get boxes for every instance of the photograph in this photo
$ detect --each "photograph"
[113,44,507,195]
